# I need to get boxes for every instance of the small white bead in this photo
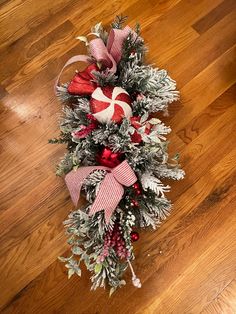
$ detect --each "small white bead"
[132,276,142,288]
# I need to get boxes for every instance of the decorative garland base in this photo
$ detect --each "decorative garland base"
[50,15,185,294]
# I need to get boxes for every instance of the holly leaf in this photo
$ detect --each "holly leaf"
[109,287,116,297]
[128,126,136,135]
[138,125,146,134]
[58,255,73,262]
[140,112,149,124]
[148,118,161,125]
[76,36,89,46]
[172,153,180,161]
[68,268,75,279]
[75,267,82,277]
[94,263,103,274]
[72,246,84,255]
[90,22,102,34]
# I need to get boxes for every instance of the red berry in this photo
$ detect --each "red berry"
[131,231,139,242]
[133,182,140,190]
[130,199,139,207]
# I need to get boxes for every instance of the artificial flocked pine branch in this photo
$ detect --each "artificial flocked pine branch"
[50,16,185,294]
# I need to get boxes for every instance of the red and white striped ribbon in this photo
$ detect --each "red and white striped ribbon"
[65,160,137,223]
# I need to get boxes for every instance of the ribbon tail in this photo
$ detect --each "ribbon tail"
[65,165,109,206]
[89,173,124,223]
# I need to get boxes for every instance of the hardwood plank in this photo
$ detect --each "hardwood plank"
[0,206,68,308]
[1,21,79,93]
[145,0,222,64]
[192,0,236,34]
[0,20,77,83]
[201,280,236,314]
[0,84,8,99]
[0,0,77,49]
[170,106,236,200]
[176,84,236,144]
[138,204,236,313]
[163,10,236,89]
[169,45,236,132]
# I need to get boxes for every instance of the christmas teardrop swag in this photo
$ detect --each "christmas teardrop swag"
[51,16,185,294]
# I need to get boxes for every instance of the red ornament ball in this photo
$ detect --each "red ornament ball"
[90,86,132,124]
[131,231,139,242]
[97,147,123,168]
[133,182,140,190]
[133,182,142,195]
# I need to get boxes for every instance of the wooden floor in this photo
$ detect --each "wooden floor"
[0,0,236,313]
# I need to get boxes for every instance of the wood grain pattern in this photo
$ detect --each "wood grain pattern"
[0,0,235,313]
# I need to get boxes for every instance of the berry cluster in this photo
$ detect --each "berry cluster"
[99,224,130,262]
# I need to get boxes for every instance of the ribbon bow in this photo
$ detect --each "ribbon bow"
[65,160,137,223]
[55,26,136,90]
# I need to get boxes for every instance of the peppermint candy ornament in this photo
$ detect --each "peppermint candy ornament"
[90,86,132,123]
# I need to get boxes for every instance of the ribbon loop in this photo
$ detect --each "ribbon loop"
[107,26,132,63]
[55,26,136,91]
[89,38,114,69]
[111,160,137,186]
[54,55,91,92]
[65,160,137,223]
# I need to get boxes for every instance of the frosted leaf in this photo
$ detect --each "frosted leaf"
[141,172,170,197]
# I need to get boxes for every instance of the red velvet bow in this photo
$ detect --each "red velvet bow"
[67,63,99,95]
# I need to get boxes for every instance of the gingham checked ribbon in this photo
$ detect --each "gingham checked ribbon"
[65,160,137,223]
